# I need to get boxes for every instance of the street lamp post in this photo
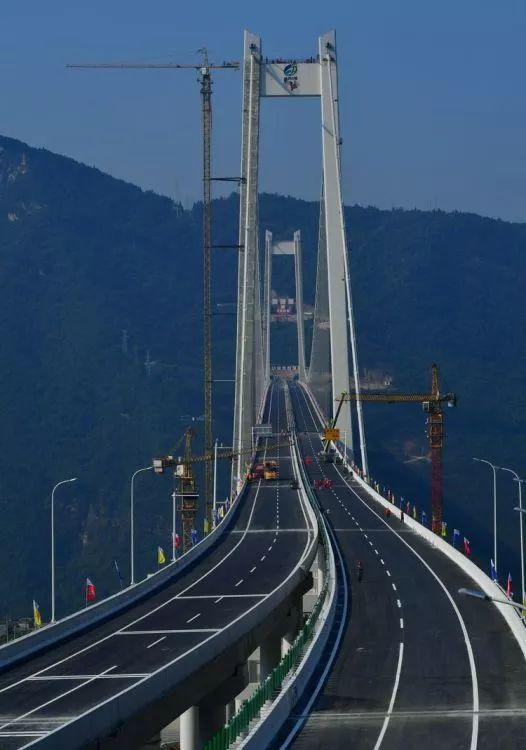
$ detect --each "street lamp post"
[51,477,77,623]
[501,467,525,609]
[473,458,499,574]
[130,466,153,585]
[459,587,526,612]
[213,439,218,530]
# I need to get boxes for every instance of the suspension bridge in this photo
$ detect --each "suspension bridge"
[0,29,525,750]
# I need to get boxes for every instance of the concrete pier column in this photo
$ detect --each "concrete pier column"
[260,629,282,680]
[316,543,325,592]
[226,700,236,722]
[282,600,303,656]
[199,700,226,745]
[180,706,199,750]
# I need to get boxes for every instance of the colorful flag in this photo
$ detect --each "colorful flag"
[85,578,96,602]
[406,501,411,514]
[191,528,198,546]
[441,521,447,538]
[506,572,513,599]
[463,537,471,557]
[453,529,460,548]
[157,546,166,565]
[33,600,42,628]
[203,519,210,535]
[421,510,427,526]
[412,505,417,519]
[490,559,498,583]
[174,533,181,550]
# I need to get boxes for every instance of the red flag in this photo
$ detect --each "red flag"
[506,573,513,599]
[463,537,471,557]
[174,533,181,550]
[85,577,96,602]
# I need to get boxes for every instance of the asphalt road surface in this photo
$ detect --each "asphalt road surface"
[0,380,313,750]
[283,382,526,750]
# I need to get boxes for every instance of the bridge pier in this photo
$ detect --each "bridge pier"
[179,664,248,750]
[282,596,303,655]
[260,628,282,680]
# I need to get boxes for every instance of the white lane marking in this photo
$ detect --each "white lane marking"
[368,541,373,546]
[235,579,243,587]
[386,570,391,577]
[260,555,266,561]
[397,599,402,608]
[373,643,404,750]
[374,549,379,556]
[392,583,397,591]
[250,566,257,573]
[28,673,150,680]
[268,546,273,551]
[400,618,404,629]
[178,594,263,599]
[380,559,385,565]
[0,665,117,732]
[333,462,480,750]
[186,613,201,624]
[119,629,219,634]
[147,636,167,649]
[364,534,368,539]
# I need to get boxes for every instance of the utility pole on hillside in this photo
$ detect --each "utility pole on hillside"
[67,52,239,531]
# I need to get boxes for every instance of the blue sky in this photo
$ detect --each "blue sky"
[1,0,525,221]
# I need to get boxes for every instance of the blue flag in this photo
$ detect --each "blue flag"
[490,559,498,583]
[421,510,427,526]
[191,528,198,546]
[453,529,460,548]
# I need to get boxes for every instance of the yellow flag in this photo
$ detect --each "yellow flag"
[157,546,166,565]
[33,600,42,628]
[204,518,210,534]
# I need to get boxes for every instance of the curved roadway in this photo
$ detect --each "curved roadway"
[282,382,526,750]
[0,380,314,749]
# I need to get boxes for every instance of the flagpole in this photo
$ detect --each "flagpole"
[213,439,218,530]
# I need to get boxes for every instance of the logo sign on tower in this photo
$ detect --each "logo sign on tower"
[283,63,299,92]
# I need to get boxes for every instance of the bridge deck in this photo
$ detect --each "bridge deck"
[278,382,526,750]
[0,381,314,749]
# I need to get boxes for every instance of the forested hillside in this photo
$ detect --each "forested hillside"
[1,134,525,619]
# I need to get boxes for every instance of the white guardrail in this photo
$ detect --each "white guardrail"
[302,383,526,663]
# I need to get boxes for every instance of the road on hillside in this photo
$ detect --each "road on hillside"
[0,380,314,750]
[278,382,526,750]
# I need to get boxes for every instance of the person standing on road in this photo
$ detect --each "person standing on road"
[356,560,364,582]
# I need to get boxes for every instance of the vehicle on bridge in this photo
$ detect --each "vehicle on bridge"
[264,459,279,480]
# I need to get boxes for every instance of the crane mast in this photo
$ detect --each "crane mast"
[200,54,213,532]
[67,52,239,535]
[331,364,456,534]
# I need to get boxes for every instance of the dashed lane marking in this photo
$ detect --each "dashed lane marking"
[186,613,200,624]
[147,636,167,649]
